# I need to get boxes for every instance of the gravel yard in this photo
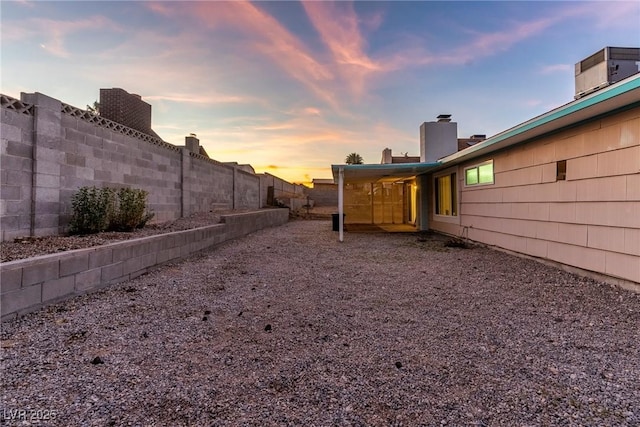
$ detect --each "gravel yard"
[1,219,639,426]
[0,211,235,263]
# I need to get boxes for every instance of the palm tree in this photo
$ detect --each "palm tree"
[345,152,364,164]
[86,101,100,115]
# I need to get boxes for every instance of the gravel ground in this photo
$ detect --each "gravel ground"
[0,212,235,263]
[1,219,639,426]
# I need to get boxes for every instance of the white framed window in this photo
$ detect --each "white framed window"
[464,160,494,186]
[434,171,457,217]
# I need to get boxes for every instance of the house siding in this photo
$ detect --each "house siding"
[429,105,640,284]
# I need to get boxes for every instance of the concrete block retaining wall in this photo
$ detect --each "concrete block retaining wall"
[0,209,288,321]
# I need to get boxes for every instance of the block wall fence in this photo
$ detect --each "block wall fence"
[260,172,308,211]
[0,209,289,321]
[1,92,306,242]
[306,184,339,207]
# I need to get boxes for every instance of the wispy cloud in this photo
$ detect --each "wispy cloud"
[524,99,543,107]
[401,14,559,69]
[371,3,625,72]
[540,64,572,75]
[3,15,117,58]
[10,0,34,8]
[302,1,382,98]
[145,93,258,105]
[176,1,338,107]
[567,1,640,29]
[142,0,584,112]
[462,17,557,59]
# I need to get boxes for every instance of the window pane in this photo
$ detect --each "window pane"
[438,176,448,215]
[436,175,452,215]
[466,168,478,185]
[451,173,457,216]
[478,162,494,183]
[435,173,458,216]
[435,178,441,214]
[556,160,566,181]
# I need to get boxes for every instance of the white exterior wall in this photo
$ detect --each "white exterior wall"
[429,106,640,285]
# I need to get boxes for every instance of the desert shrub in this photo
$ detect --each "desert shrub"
[68,187,115,235]
[69,186,154,235]
[109,188,154,231]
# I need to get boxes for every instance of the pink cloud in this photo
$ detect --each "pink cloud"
[145,2,174,17]
[302,1,383,98]
[144,93,256,105]
[565,1,640,29]
[302,2,379,70]
[181,1,338,107]
[302,107,322,116]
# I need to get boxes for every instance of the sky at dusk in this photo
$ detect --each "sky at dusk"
[2,1,639,185]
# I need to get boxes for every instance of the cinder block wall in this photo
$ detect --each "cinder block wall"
[234,168,261,209]
[306,184,338,207]
[0,92,279,241]
[259,172,308,210]
[58,101,183,224]
[182,153,234,215]
[0,96,34,240]
[0,209,289,321]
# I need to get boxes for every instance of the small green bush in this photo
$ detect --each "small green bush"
[110,188,155,231]
[68,187,115,235]
[69,186,154,235]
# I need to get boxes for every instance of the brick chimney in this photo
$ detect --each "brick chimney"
[99,88,156,137]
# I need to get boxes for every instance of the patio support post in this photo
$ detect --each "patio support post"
[338,166,344,242]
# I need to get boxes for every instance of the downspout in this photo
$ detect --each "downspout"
[338,166,344,242]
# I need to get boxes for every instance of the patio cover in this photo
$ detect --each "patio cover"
[331,162,441,184]
[331,162,441,241]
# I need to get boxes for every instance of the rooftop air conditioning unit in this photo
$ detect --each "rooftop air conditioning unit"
[574,47,640,99]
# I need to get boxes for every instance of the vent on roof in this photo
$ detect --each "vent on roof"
[437,114,452,123]
[574,47,640,99]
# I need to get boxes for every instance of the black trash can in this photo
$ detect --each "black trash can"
[332,213,345,231]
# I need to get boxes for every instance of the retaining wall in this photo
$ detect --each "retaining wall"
[0,209,289,321]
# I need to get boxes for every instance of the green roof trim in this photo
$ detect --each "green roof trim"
[497,75,639,140]
[331,73,639,183]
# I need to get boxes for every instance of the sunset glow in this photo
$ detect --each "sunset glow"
[2,1,638,185]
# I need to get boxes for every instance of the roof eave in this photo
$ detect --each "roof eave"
[439,73,640,167]
[331,162,441,183]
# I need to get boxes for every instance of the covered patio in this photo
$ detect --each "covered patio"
[331,162,441,241]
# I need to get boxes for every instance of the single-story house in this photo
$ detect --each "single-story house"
[332,47,640,289]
